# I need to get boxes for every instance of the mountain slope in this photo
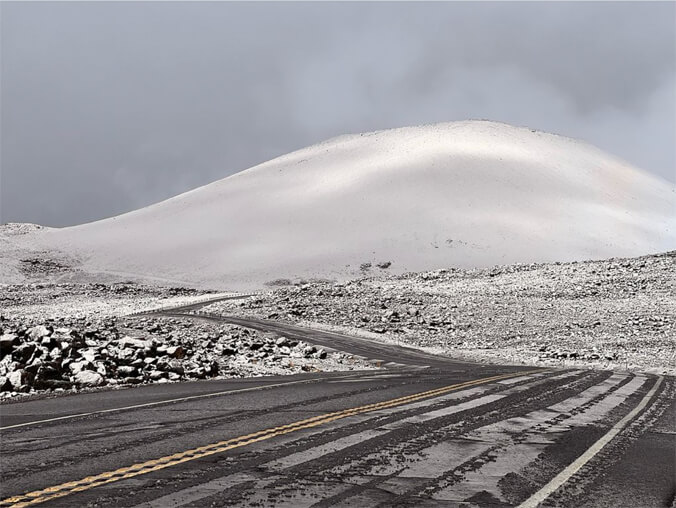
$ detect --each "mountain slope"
[4,121,674,289]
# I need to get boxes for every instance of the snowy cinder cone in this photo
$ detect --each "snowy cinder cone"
[2,121,673,290]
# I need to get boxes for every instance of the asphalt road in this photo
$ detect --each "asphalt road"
[0,306,673,508]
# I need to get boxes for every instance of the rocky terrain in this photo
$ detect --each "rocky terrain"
[1,252,673,401]
[203,252,676,375]
[0,284,374,402]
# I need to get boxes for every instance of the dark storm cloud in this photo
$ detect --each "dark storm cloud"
[1,1,674,227]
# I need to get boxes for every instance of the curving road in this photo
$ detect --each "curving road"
[0,303,673,508]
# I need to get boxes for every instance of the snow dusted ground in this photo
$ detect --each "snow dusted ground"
[1,121,673,289]
[202,252,676,376]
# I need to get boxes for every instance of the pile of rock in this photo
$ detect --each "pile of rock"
[0,314,363,400]
[0,319,208,394]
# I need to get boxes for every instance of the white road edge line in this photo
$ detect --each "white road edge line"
[518,375,664,508]
[0,373,364,431]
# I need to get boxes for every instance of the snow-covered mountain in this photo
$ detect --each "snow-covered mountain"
[2,121,674,289]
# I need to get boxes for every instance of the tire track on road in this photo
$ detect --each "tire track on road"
[157,370,591,508]
[204,371,663,508]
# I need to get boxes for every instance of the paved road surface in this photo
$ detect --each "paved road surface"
[0,305,673,508]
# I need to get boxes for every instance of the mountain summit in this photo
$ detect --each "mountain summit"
[3,121,674,289]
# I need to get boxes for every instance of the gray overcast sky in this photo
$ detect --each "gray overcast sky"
[1,1,674,227]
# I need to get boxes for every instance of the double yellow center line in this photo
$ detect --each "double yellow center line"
[1,369,541,507]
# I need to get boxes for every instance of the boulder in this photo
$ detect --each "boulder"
[147,370,165,380]
[0,376,12,392]
[24,360,43,375]
[38,379,71,391]
[48,347,63,361]
[35,363,62,381]
[186,367,207,379]
[8,369,33,390]
[27,325,52,340]
[0,334,20,358]
[73,370,104,387]
[68,360,94,374]
[40,336,57,348]
[79,348,99,363]
[157,359,184,375]
[275,336,291,347]
[208,361,219,376]
[96,363,108,377]
[117,366,137,376]
[112,348,134,362]
[118,337,153,349]
[166,346,185,359]
[12,343,37,363]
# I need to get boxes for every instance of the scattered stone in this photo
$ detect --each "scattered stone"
[118,337,152,349]
[0,334,19,357]
[116,366,137,376]
[27,325,52,340]
[201,251,675,375]
[74,370,104,387]
[166,346,185,359]
[8,369,32,390]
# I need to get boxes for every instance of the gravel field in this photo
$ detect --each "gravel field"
[202,252,676,375]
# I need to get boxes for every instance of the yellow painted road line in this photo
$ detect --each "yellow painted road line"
[0,373,368,431]
[0,369,542,507]
[518,375,664,508]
